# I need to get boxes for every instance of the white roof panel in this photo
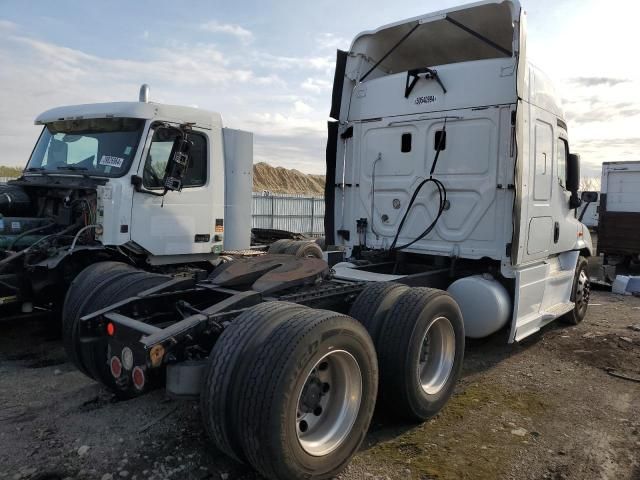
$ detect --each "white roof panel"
[35,101,222,129]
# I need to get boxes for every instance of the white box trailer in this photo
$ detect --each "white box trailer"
[598,161,640,262]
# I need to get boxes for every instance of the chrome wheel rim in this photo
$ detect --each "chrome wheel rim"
[576,270,590,312]
[296,350,362,457]
[418,316,456,395]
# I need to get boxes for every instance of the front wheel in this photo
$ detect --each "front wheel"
[561,256,590,325]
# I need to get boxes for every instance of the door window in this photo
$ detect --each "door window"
[533,121,553,201]
[557,139,568,189]
[143,128,207,189]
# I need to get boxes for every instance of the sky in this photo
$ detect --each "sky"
[0,0,638,177]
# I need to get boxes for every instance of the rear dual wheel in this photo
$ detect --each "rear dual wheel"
[201,302,377,480]
[62,262,169,393]
[350,283,465,421]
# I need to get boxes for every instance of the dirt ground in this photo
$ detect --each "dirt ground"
[1,289,639,480]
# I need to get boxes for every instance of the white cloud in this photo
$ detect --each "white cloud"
[255,52,335,74]
[301,78,332,94]
[0,19,17,31]
[200,21,253,44]
[0,27,331,173]
[293,100,313,114]
[315,33,349,51]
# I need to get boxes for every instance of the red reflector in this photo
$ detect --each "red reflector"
[106,322,115,336]
[132,366,145,390]
[110,356,122,378]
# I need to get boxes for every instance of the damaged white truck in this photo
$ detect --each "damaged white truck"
[0,88,253,317]
[6,1,595,479]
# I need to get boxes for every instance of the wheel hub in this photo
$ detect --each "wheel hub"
[576,270,590,310]
[295,350,362,457]
[418,316,456,395]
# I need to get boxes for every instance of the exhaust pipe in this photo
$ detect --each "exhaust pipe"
[139,84,150,103]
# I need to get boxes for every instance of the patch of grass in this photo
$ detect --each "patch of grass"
[359,383,549,479]
[0,165,22,177]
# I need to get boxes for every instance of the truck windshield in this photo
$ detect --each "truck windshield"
[26,118,145,177]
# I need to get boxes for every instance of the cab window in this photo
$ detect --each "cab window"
[557,138,568,189]
[143,127,207,189]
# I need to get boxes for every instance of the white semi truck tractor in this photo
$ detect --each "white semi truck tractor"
[52,1,595,479]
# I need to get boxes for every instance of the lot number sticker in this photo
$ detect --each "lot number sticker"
[99,155,125,168]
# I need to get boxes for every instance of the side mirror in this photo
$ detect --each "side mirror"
[566,153,580,193]
[162,133,192,192]
[567,153,581,208]
[581,191,598,203]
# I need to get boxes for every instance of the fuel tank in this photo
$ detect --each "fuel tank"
[447,274,512,339]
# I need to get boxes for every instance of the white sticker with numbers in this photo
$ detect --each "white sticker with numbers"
[99,155,124,168]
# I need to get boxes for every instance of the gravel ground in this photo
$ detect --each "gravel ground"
[1,289,639,480]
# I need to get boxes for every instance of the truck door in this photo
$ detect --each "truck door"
[130,125,216,257]
[551,135,580,254]
[515,103,580,265]
[516,107,556,264]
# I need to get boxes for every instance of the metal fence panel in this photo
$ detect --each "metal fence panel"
[252,193,325,236]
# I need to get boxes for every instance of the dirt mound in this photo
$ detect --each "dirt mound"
[253,162,325,195]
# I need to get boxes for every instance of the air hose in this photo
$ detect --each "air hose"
[389,119,448,252]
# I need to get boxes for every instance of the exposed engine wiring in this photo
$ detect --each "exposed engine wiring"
[69,224,100,253]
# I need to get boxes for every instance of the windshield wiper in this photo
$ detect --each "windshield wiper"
[25,167,49,175]
[57,165,88,171]
[57,165,91,179]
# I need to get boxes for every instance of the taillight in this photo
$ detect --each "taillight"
[106,322,115,336]
[121,347,134,370]
[110,356,122,378]
[132,366,145,390]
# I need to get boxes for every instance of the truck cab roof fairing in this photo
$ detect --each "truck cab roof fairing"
[349,0,520,81]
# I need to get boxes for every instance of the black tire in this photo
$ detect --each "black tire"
[268,239,294,254]
[62,262,135,375]
[283,241,304,256]
[377,287,464,422]
[82,271,169,389]
[233,308,378,480]
[63,264,168,392]
[561,256,590,325]
[349,282,409,344]
[294,242,323,259]
[201,301,309,462]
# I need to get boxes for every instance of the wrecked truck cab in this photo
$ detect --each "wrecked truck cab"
[1,88,252,316]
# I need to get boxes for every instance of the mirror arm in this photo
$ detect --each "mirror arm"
[577,201,591,221]
[131,175,167,197]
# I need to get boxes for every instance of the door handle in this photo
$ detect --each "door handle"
[554,221,560,243]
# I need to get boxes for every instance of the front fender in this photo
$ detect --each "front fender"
[573,223,594,257]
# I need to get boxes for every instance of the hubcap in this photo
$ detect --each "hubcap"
[576,270,590,312]
[296,350,362,457]
[418,316,456,395]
